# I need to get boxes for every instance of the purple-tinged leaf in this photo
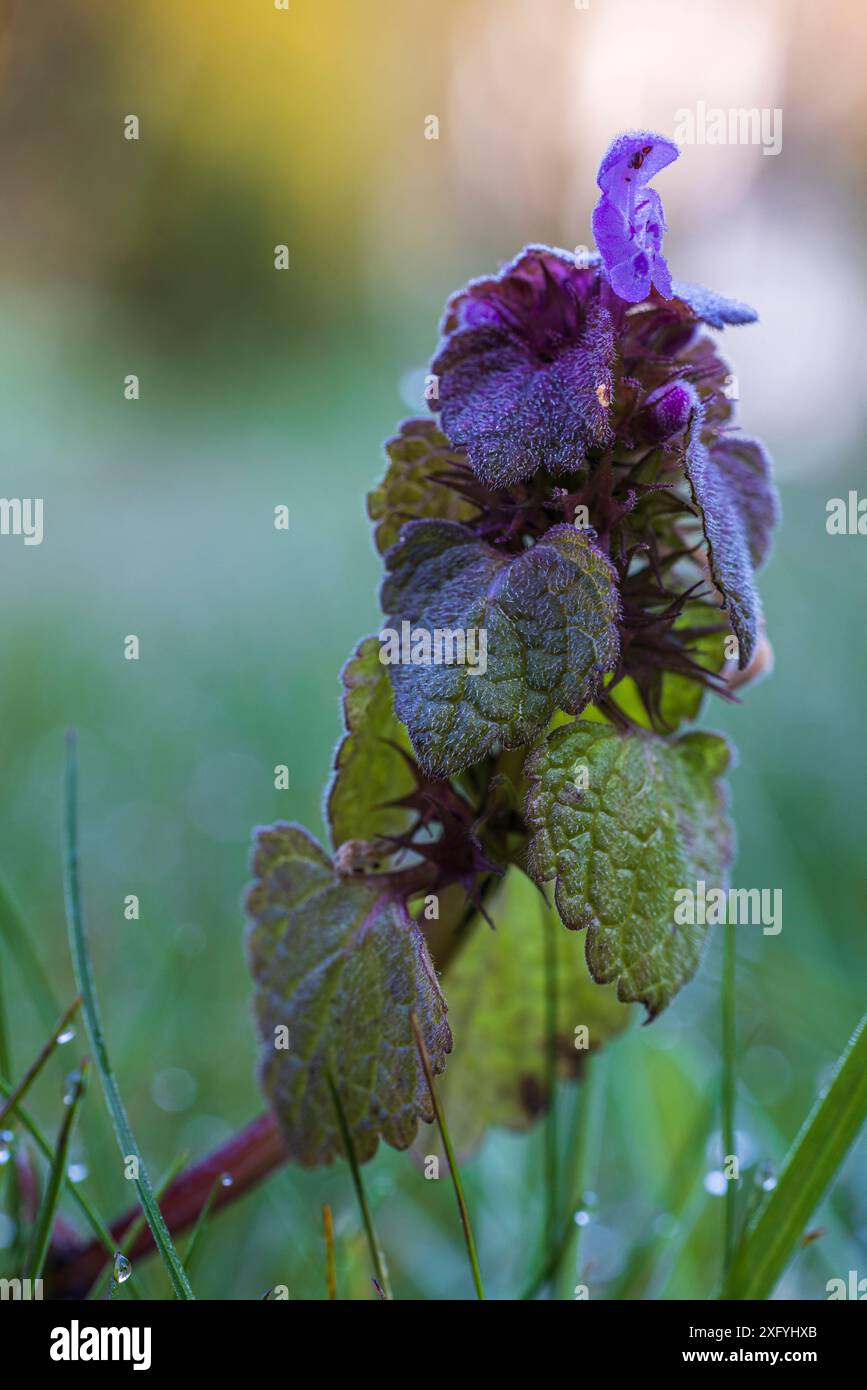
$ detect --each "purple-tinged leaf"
[683,402,779,667]
[245,823,452,1168]
[431,246,616,487]
[709,435,778,570]
[380,520,620,779]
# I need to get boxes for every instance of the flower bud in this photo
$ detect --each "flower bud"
[634,382,695,443]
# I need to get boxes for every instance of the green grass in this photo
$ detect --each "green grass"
[723,1011,867,1300]
[62,730,195,1300]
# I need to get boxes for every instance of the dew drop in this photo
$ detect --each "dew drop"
[757,1161,777,1192]
[113,1252,132,1285]
[57,1027,75,1045]
[220,1172,233,1188]
[62,1070,83,1105]
[704,1169,727,1197]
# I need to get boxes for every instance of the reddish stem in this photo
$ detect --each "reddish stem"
[49,1110,286,1298]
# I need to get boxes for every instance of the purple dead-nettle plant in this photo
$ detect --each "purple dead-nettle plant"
[245,131,780,1167]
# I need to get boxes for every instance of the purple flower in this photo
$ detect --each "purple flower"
[430,246,616,488]
[592,130,679,303]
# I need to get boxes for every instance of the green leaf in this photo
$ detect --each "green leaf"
[381,521,620,779]
[436,867,632,1154]
[524,721,733,1018]
[367,418,477,555]
[723,1011,867,1300]
[326,636,417,850]
[244,823,452,1167]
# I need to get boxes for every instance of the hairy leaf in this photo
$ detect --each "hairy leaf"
[326,636,416,851]
[367,418,476,555]
[524,722,733,1018]
[683,408,779,668]
[245,823,452,1167]
[380,520,620,779]
[669,280,759,328]
[436,868,632,1154]
[432,246,616,488]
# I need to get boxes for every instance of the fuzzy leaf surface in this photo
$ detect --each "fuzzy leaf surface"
[431,246,616,488]
[380,520,620,779]
[367,418,476,555]
[245,823,452,1167]
[326,636,416,850]
[683,412,779,668]
[525,722,733,1017]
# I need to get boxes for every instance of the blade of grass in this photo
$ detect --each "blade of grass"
[721,924,737,1277]
[409,1009,485,1300]
[26,1059,90,1280]
[0,995,82,1126]
[606,1090,715,1300]
[90,1152,188,1300]
[326,1072,392,1300]
[323,1202,337,1300]
[62,729,194,1300]
[183,1169,229,1280]
[553,1051,608,1299]
[0,947,24,1270]
[542,899,559,1260]
[0,953,12,1080]
[0,1070,123,1278]
[722,1010,867,1300]
[522,894,562,1299]
[0,876,63,1032]
[521,1058,608,1301]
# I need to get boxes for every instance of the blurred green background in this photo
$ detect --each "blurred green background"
[1,0,865,1299]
